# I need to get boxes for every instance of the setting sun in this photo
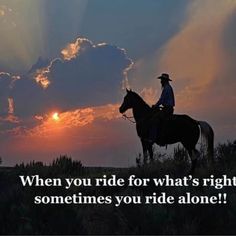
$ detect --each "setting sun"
[52,112,60,121]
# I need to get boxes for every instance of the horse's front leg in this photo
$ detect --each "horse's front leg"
[141,139,148,164]
[148,144,154,162]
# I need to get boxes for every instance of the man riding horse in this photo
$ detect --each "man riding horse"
[119,85,214,171]
[148,73,175,143]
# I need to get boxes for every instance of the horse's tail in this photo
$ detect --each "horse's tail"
[198,121,214,164]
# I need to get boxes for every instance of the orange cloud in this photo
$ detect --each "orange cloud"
[154,0,236,141]
[34,72,51,89]
[14,103,120,138]
[157,0,236,111]
[33,58,60,89]
[140,87,158,105]
[34,115,44,121]
[8,97,14,114]
[0,103,122,165]
[0,115,19,124]
[61,38,92,60]
[0,73,20,123]
[6,97,20,123]
[0,97,19,123]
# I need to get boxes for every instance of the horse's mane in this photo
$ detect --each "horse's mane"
[130,91,151,110]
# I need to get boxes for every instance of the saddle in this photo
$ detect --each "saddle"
[153,110,168,134]
[137,109,175,142]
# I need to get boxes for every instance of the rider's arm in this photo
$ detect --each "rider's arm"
[153,87,168,107]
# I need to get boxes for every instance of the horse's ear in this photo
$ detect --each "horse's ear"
[126,88,132,92]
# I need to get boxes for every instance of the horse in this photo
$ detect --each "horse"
[119,89,214,172]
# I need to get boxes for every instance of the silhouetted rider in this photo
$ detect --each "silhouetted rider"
[152,73,175,116]
[148,73,175,143]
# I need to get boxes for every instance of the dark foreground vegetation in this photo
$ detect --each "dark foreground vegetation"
[0,141,236,235]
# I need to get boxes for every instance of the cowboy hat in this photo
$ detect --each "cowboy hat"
[157,73,172,81]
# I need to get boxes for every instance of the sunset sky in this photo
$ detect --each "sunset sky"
[0,0,235,167]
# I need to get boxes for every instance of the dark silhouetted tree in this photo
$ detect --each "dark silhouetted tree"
[51,155,83,175]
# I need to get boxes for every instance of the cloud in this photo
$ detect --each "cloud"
[33,58,61,89]
[0,37,132,145]
[12,37,133,118]
[0,102,135,167]
[61,38,93,60]
[11,76,47,118]
[10,103,120,138]
[7,97,14,114]
[156,0,236,141]
[0,114,19,124]
[140,87,158,105]
[158,0,236,93]
[0,72,20,117]
[0,103,122,166]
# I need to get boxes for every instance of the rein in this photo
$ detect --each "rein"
[122,111,153,124]
[122,114,136,123]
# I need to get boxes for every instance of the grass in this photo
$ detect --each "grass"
[0,140,235,234]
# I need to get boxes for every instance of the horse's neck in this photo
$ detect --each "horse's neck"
[132,102,151,122]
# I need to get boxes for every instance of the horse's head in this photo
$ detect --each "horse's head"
[119,89,136,114]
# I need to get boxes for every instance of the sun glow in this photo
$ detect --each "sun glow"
[52,112,60,121]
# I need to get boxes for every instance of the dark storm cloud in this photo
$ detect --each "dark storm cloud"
[11,38,133,118]
[11,76,47,117]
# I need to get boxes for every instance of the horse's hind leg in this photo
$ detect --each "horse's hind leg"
[148,144,154,162]
[193,149,200,160]
[187,148,198,173]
